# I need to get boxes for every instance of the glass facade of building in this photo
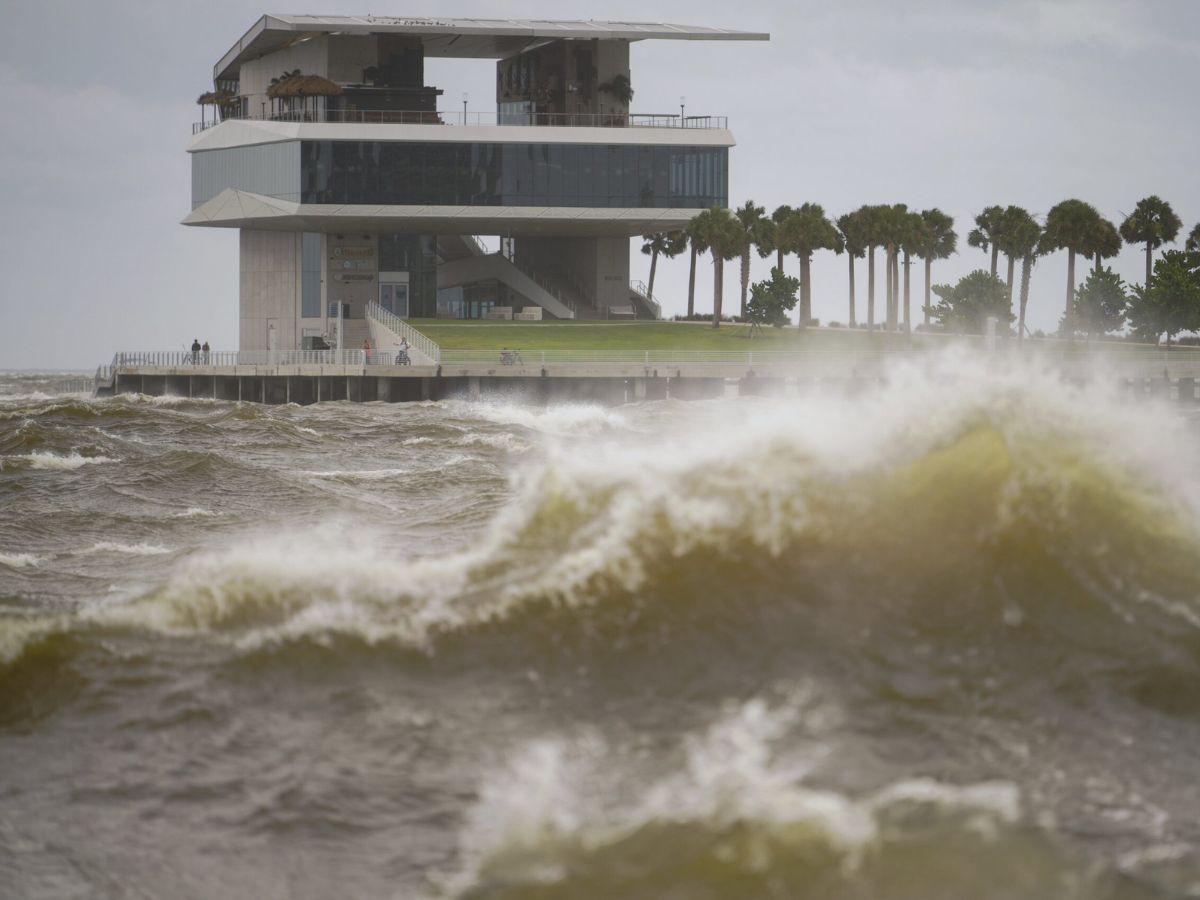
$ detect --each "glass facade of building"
[300,232,323,318]
[299,141,727,208]
[379,234,438,318]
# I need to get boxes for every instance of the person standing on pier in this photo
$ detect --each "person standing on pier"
[190,338,200,364]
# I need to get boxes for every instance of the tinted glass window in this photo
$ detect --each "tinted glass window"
[299,141,727,209]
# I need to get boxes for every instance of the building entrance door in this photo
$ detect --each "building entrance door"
[379,272,410,318]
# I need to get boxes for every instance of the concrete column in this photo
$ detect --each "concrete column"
[468,377,481,401]
[420,378,431,401]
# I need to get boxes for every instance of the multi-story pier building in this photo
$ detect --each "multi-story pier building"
[184,14,768,353]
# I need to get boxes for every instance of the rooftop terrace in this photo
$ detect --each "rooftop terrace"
[193,109,728,134]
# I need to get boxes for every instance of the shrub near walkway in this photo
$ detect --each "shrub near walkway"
[406,320,933,353]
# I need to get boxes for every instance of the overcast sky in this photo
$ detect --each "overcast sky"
[1,0,1197,369]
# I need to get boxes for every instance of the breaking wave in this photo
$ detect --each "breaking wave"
[443,698,1141,899]
[3,357,1200,694]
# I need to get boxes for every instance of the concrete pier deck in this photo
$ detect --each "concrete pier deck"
[95,350,1200,405]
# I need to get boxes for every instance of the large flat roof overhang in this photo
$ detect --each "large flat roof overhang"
[183,189,701,237]
[215,14,770,81]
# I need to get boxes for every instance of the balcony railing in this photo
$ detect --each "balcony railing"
[193,109,728,134]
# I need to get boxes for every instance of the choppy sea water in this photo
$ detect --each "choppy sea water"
[2,354,1200,899]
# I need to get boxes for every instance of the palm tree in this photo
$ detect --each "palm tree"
[1088,216,1121,274]
[859,205,885,330]
[734,201,770,316]
[1120,196,1183,286]
[641,232,686,308]
[915,208,956,327]
[1041,199,1102,327]
[777,203,843,326]
[1003,213,1043,340]
[995,206,1038,312]
[684,218,711,318]
[689,207,743,328]
[876,204,908,331]
[967,206,1006,277]
[1187,224,1200,253]
[898,211,925,331]
[766,205,795,273]
[836,210,869,327]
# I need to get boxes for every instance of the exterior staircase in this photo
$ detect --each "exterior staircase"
[340,317,371,351]
[365,302,441,366]
[438,253,578,319]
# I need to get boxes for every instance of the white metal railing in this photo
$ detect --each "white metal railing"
[629,279,662,319]
[112,350,369,368]
[365,302,441,363]
[100,344,1200,377]
[193,110,729,134]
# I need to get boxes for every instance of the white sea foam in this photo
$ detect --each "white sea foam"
[453,432,531,453]
[455,400,628,435]
[302,467,409,482]
[81,542,172,557]
[170,507,220,519]
[2,451,118,471]
[0,552,47,569]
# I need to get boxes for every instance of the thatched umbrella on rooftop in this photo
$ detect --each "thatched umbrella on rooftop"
[266,74,343,121]
[196,89,239,126]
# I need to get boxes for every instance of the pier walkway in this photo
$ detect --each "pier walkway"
[93,346,1200,405]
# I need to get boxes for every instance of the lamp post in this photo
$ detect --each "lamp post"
[679,96,686,127]
[462,92,468,124]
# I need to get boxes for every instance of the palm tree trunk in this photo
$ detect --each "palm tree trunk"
[800,253,812,325]
[848,254,856,326]
[1065,249,1076,330]
[647,249,659,305]
[1145,242,1153,286]
[902,252,911,331]
[687,245,697,317]
[776,247,783,272]
[740,249,750,317]
[1005,255,1015,312]
[884,248,892,331]
[894,252,901,331]
[990,245,999,278]
[890,248,899,331]
[867,247,876,329]
[713,256,723,328]
[1018,255,1032,341]
[923,257,932,326]
[1094,254,1101,274]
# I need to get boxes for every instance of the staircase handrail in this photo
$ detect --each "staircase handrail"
[629,279,662,320]
[366,301,441,363]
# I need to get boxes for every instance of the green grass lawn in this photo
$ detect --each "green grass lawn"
[406,320,952,352]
